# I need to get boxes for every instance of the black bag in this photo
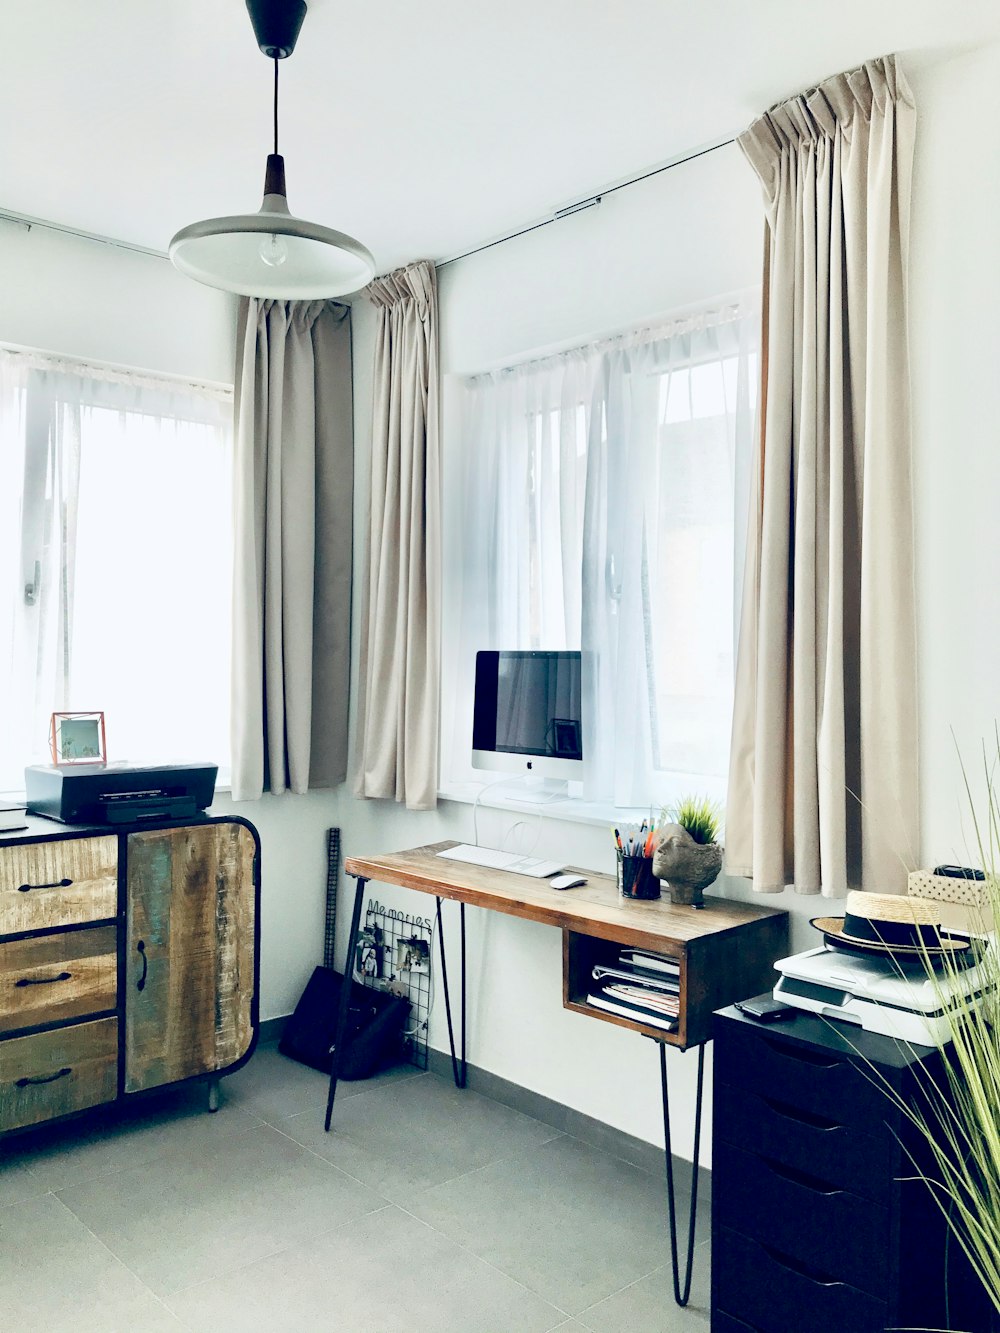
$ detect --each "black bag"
[279,966,410,1079]
[278,829,410,1079]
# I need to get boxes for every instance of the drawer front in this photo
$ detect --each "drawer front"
[713,1140,889,1297]
[715,1077,895,1206]
[0,837,118,935]
[0,927,118,1035]
[0,1017,118,1132]
[712,1226,887,1333]
[714,1020,893,1131]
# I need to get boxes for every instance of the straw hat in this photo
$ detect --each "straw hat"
[811,891,971,958]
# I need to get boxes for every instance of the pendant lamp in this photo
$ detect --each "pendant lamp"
[169,0,375,299]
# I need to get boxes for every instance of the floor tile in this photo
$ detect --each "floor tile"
[280,1070,561,1203]
[408,1134,697,1316]
[166,1203,565,1333]
[0,1193,188,1331]
[56,1118,385,1297]
[222,1041,424,1125]
[577,1240,712,1331]
[9,1087,264,1193]
[0,1145,47,1206]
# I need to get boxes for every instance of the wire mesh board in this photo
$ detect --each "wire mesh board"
[354,898,432,1070]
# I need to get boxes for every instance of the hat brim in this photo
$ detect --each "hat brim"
[810,916,971,959]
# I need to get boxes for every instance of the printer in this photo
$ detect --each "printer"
[772,942,992,1046]
[25,762,217,825]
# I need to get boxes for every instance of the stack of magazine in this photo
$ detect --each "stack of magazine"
[586,948,680,1031]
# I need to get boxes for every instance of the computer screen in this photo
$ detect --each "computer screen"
[472,650,582,777]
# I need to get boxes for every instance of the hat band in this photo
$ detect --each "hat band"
[842,912,939,948]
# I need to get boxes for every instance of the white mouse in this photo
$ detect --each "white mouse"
[550,874,586,890]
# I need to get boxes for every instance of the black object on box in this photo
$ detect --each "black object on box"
[25,762,217,824]
[279,966,410,1079]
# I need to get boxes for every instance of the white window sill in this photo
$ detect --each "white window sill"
[436,779,724,831]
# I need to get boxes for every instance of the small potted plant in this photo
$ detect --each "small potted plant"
[652,796,723,909]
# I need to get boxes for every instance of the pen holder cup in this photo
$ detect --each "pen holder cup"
[617,855,659,901]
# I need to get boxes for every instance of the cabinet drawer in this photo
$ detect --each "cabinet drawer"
[713,1139,888,1297]
[0,837,118,935]
[0,927,118,1035]
[712,1227,887,1333]
[714,1020,892,1131]
[0,1017,118,1132]
[715,1077,894,1206]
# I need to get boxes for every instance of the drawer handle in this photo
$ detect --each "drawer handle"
[762,1154,843,1196]
[15,1066,72,1088]
[17,877,73,893]
[136,940,147,992]
[761,1094,840,1131]
[761,1034,840,1068]
[15,971,72,987]
[759,1240,842,1288]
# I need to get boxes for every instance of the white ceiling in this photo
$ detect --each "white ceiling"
[5,0,1000,274]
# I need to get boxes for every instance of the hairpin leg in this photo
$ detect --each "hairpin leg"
[660,1040,706,1307]
[324,874,367,1131]
[436,896,467,1088]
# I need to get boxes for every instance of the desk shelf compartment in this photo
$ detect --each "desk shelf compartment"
[562,931,687,1046]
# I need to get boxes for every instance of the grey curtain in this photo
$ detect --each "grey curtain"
[355,260,441,810]
[726,55,918,895]
[231,299,353,801]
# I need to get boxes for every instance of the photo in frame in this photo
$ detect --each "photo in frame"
[50,712,107,766]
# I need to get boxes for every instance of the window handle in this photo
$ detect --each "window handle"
[24,559,41,606]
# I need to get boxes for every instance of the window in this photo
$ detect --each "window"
[0,350,233,792]
[448,302,758,807]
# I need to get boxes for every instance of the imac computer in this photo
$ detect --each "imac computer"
[472,649,582,797]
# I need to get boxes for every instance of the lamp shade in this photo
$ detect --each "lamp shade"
[169,157,375,299]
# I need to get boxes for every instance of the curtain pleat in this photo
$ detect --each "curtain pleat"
[354,260,441,810]
[726,54,918,895]
[230,299,353,801]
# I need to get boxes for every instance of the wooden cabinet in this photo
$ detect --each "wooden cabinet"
[125,823,256,1093]
[0,816,258,1138]
[711,1005,990,1333]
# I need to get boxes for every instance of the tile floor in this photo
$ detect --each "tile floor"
[0,1041,711,1332]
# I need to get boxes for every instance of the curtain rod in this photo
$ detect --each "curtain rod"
[0,207,168,260]
[435,133,737,270]
[0,131,739,274]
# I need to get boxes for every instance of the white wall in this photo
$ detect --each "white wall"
[0,224,236,384]
[907,42,1000,863]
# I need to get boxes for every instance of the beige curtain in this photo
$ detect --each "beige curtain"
[726,55,918,896]
[355,261,441,810]
[231,299,354,801]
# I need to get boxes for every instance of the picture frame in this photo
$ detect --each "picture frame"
[50,711,107,766]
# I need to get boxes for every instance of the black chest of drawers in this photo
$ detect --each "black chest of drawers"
[712,1004,991,1333]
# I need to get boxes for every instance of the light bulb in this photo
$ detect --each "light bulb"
[259,233,288,267]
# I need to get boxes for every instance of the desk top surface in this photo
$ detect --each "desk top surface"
[344,840,785,952]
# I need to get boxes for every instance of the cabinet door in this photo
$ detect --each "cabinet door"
[125,822,256,1093]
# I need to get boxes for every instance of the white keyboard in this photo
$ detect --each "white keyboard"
[437,844,565,879]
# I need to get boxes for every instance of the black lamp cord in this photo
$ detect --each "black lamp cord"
[273,56,279,156]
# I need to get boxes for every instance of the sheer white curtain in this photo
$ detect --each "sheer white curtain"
[0,349,232,791]
[447,302,758,807]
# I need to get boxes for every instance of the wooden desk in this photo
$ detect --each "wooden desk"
[324,839,788,1308]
